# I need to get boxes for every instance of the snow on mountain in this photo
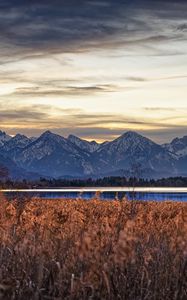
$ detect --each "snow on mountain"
[163,135,187,158]
[162,135,187,177]
[14,131,94,177]
[0,153,39,180]
[0,133,36,162]
[2,134,32,152]
[0,129,186,179]
[68,134,100,153]
[94,131,177,176]
[0,131,11,146]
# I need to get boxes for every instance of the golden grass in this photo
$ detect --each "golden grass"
[0,194,186,299]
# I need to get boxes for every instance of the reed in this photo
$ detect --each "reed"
[0,194,186,299]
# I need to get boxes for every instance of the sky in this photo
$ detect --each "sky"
[0,0,187,143]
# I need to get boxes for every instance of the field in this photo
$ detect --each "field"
[0,194,186,300]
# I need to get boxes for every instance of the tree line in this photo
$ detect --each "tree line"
[1,176,187,188]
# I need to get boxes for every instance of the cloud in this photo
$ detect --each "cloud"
[0,103,157,124]
[11,84,120,97]
[0,0,186,64]
[0,102,186,138]
[124,75,187,83]
[1,123,187,145]
[143,127,187,144]
[144,107,176,112]
[0,107,49,122]
[0,1,186,144]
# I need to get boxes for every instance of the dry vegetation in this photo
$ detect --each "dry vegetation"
[0,193,186,300]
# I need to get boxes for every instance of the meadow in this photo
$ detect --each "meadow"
[0,194,186,299]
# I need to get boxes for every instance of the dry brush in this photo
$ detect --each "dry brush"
[0,194,186,299]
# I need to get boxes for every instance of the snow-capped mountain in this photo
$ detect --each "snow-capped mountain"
[0,131,11,146]
[163,135,187,158]
[14,131,94,177]
[0,129,186,179]
[1,134,32,155]
[93,131,177,177]
[162,135,187,177]
[68,134,100,153]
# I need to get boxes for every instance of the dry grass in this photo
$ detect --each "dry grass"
[0,193,186,299]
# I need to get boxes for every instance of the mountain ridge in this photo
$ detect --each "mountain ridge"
[0,130,186,179]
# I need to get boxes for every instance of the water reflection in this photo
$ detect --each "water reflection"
[4,191,187,202]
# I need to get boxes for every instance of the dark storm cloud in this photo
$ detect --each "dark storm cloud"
[0,0,187,63]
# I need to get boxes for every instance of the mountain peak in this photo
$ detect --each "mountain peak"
[1,133,32,152]
[0,130,5,136]
[121,131,142,138]
[68,134,79,140]
[41,130,53,137]
[14,134,28,140]
[163,135,187,158]
[68,134,100,152]
[117,131,152,144]
[171,135,187,144]
[39,131,66,144]
[0,129,186,178]
[0,130,11,137]
[0,130,12,146]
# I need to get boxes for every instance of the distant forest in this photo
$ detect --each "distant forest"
[1,176,187,188]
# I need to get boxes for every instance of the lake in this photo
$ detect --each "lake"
[1,187,187,202]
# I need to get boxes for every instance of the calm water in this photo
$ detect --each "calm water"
[2,187,187,202]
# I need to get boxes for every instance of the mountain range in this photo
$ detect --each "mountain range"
[0,130,186,179]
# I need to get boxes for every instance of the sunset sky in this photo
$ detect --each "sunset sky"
[0,0,187,143]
